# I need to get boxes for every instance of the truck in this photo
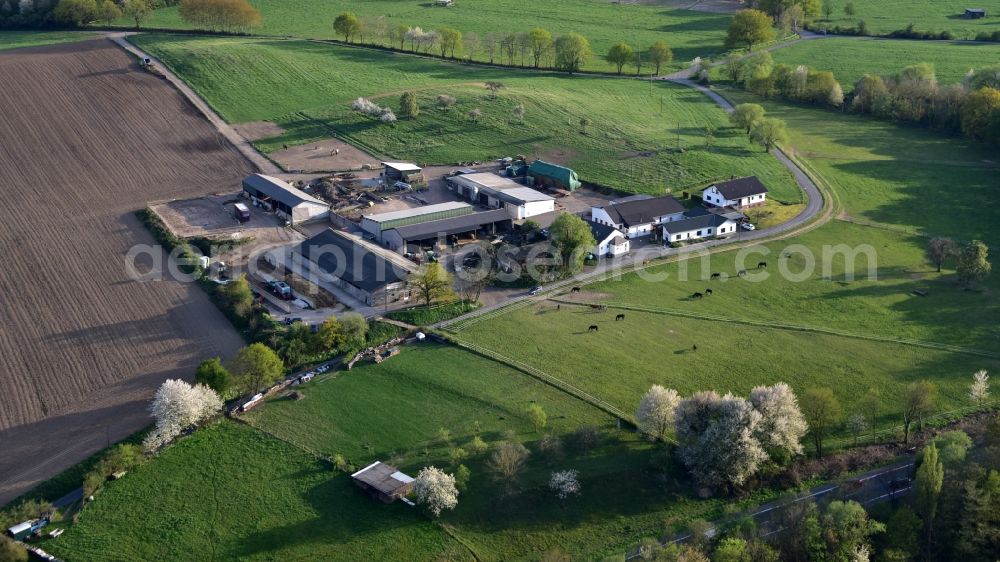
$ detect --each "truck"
[234,202,251,223]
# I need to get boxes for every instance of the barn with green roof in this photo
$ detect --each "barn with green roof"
[528,160,580,191]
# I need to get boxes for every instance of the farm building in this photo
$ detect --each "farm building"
[446,172,555,219]
[360,202,474,242]
[351,461,415,503]
[662,209,738,243]
[381,209,512,252]
[292,229,414,306]
[701,176,768,210]
[382,162,422,183]
[242,173,329,225]
[965,8,986,18]
[590,194,685,239]
[527,160,580,191]
[588,220,630,257]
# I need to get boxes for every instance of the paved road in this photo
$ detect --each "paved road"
[624,460,915,559]
[108,34,282,175]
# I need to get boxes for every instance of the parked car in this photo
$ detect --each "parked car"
[528,286,543,296]
[742,222,756,231]
[393,181,412,191]
[462,253,482,267]
[267,280,293,300]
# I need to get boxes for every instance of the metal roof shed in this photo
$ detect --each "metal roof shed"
[351,461,415,503]
[242,173,329,225]
[528,160,581,191]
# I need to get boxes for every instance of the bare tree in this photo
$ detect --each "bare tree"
[926,237,957,272]
[902,380,937,443]
[488,441,529,492]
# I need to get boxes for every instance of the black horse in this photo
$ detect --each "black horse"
[588,325,599,332]
[691,292,703,299]
[757,261,768,269]
[615,313,625,321]
[705,288,713,296]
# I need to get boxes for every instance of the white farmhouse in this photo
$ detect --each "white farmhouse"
[588,220,629,258]
[662,209,738,243]
[701,176,768,209]
[590,195,685,239]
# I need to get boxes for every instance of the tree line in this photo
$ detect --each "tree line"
[334,12,679,75]
[176,0,259,33]
[721,48,1000,146]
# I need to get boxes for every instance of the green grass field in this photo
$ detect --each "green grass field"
[133,35,801,199]
[815,0,1000,38]
[722,90,1000,245]
[455,295,1000,428]
[117,0,732,73]
[49,346,778,560]
[47,422,465,562]
[771,37,1000,87]
[0,30,98,52]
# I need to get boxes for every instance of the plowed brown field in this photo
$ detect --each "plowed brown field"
[0,39,249,504]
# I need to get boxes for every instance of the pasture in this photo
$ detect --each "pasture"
[0,30,97,51]
[50,346,759,560]
[722,90,1000,245]
[118,0,733,72]
[815,0,1000,38]
[454,296,1000,428]
[133,35,801,199]
[771,37,1000,87]
[0,39,246,505]
[45,422,465,562]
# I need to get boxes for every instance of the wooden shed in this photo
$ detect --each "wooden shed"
[965,8,986,18]
[351,461,415,503]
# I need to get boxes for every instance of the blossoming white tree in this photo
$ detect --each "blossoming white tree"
[675,391,768,489]
[549,469,581,500]
[636,385,681,442]
[970,369,990,407]
[143,379,222,452]
[413,466,459,517]
[749,382,808,457]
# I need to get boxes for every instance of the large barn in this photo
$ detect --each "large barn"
[446,172,555,220]
[292,229,414,306]
[242,173,329,225]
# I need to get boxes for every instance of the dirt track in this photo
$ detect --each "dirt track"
[0,39,249,504]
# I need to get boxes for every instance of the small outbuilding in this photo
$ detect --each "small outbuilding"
[527,160,581,191]
[351,461,415,503]
[242,173,329,225]
[436,0,454,5]
[965,8,986,18]
[382,162,423,183]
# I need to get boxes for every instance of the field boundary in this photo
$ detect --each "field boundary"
[550,298,1000,360]
[441,334,633,424]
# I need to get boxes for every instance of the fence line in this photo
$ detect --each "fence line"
[443,334,632,423]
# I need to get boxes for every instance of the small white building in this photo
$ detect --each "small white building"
[590,194,685,239]
[701,176,768,209]
[662,209,738,243]
[447,172,554,220]
[242,173,329,225]
[588,220,629,257]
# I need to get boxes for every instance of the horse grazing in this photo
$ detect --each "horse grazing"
[737,269,748,277]
[757,261,767,269]
[691,292,703,299]
[705,288,713,296]
[588,325,599,332]
[710,273,721,280]
[571,286,581,293]
[615,313,625,321]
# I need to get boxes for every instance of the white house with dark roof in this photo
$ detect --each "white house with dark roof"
[587,220,629,257]
[590,194,685,239]
[661,209,738,243]
[701,176,768,210]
